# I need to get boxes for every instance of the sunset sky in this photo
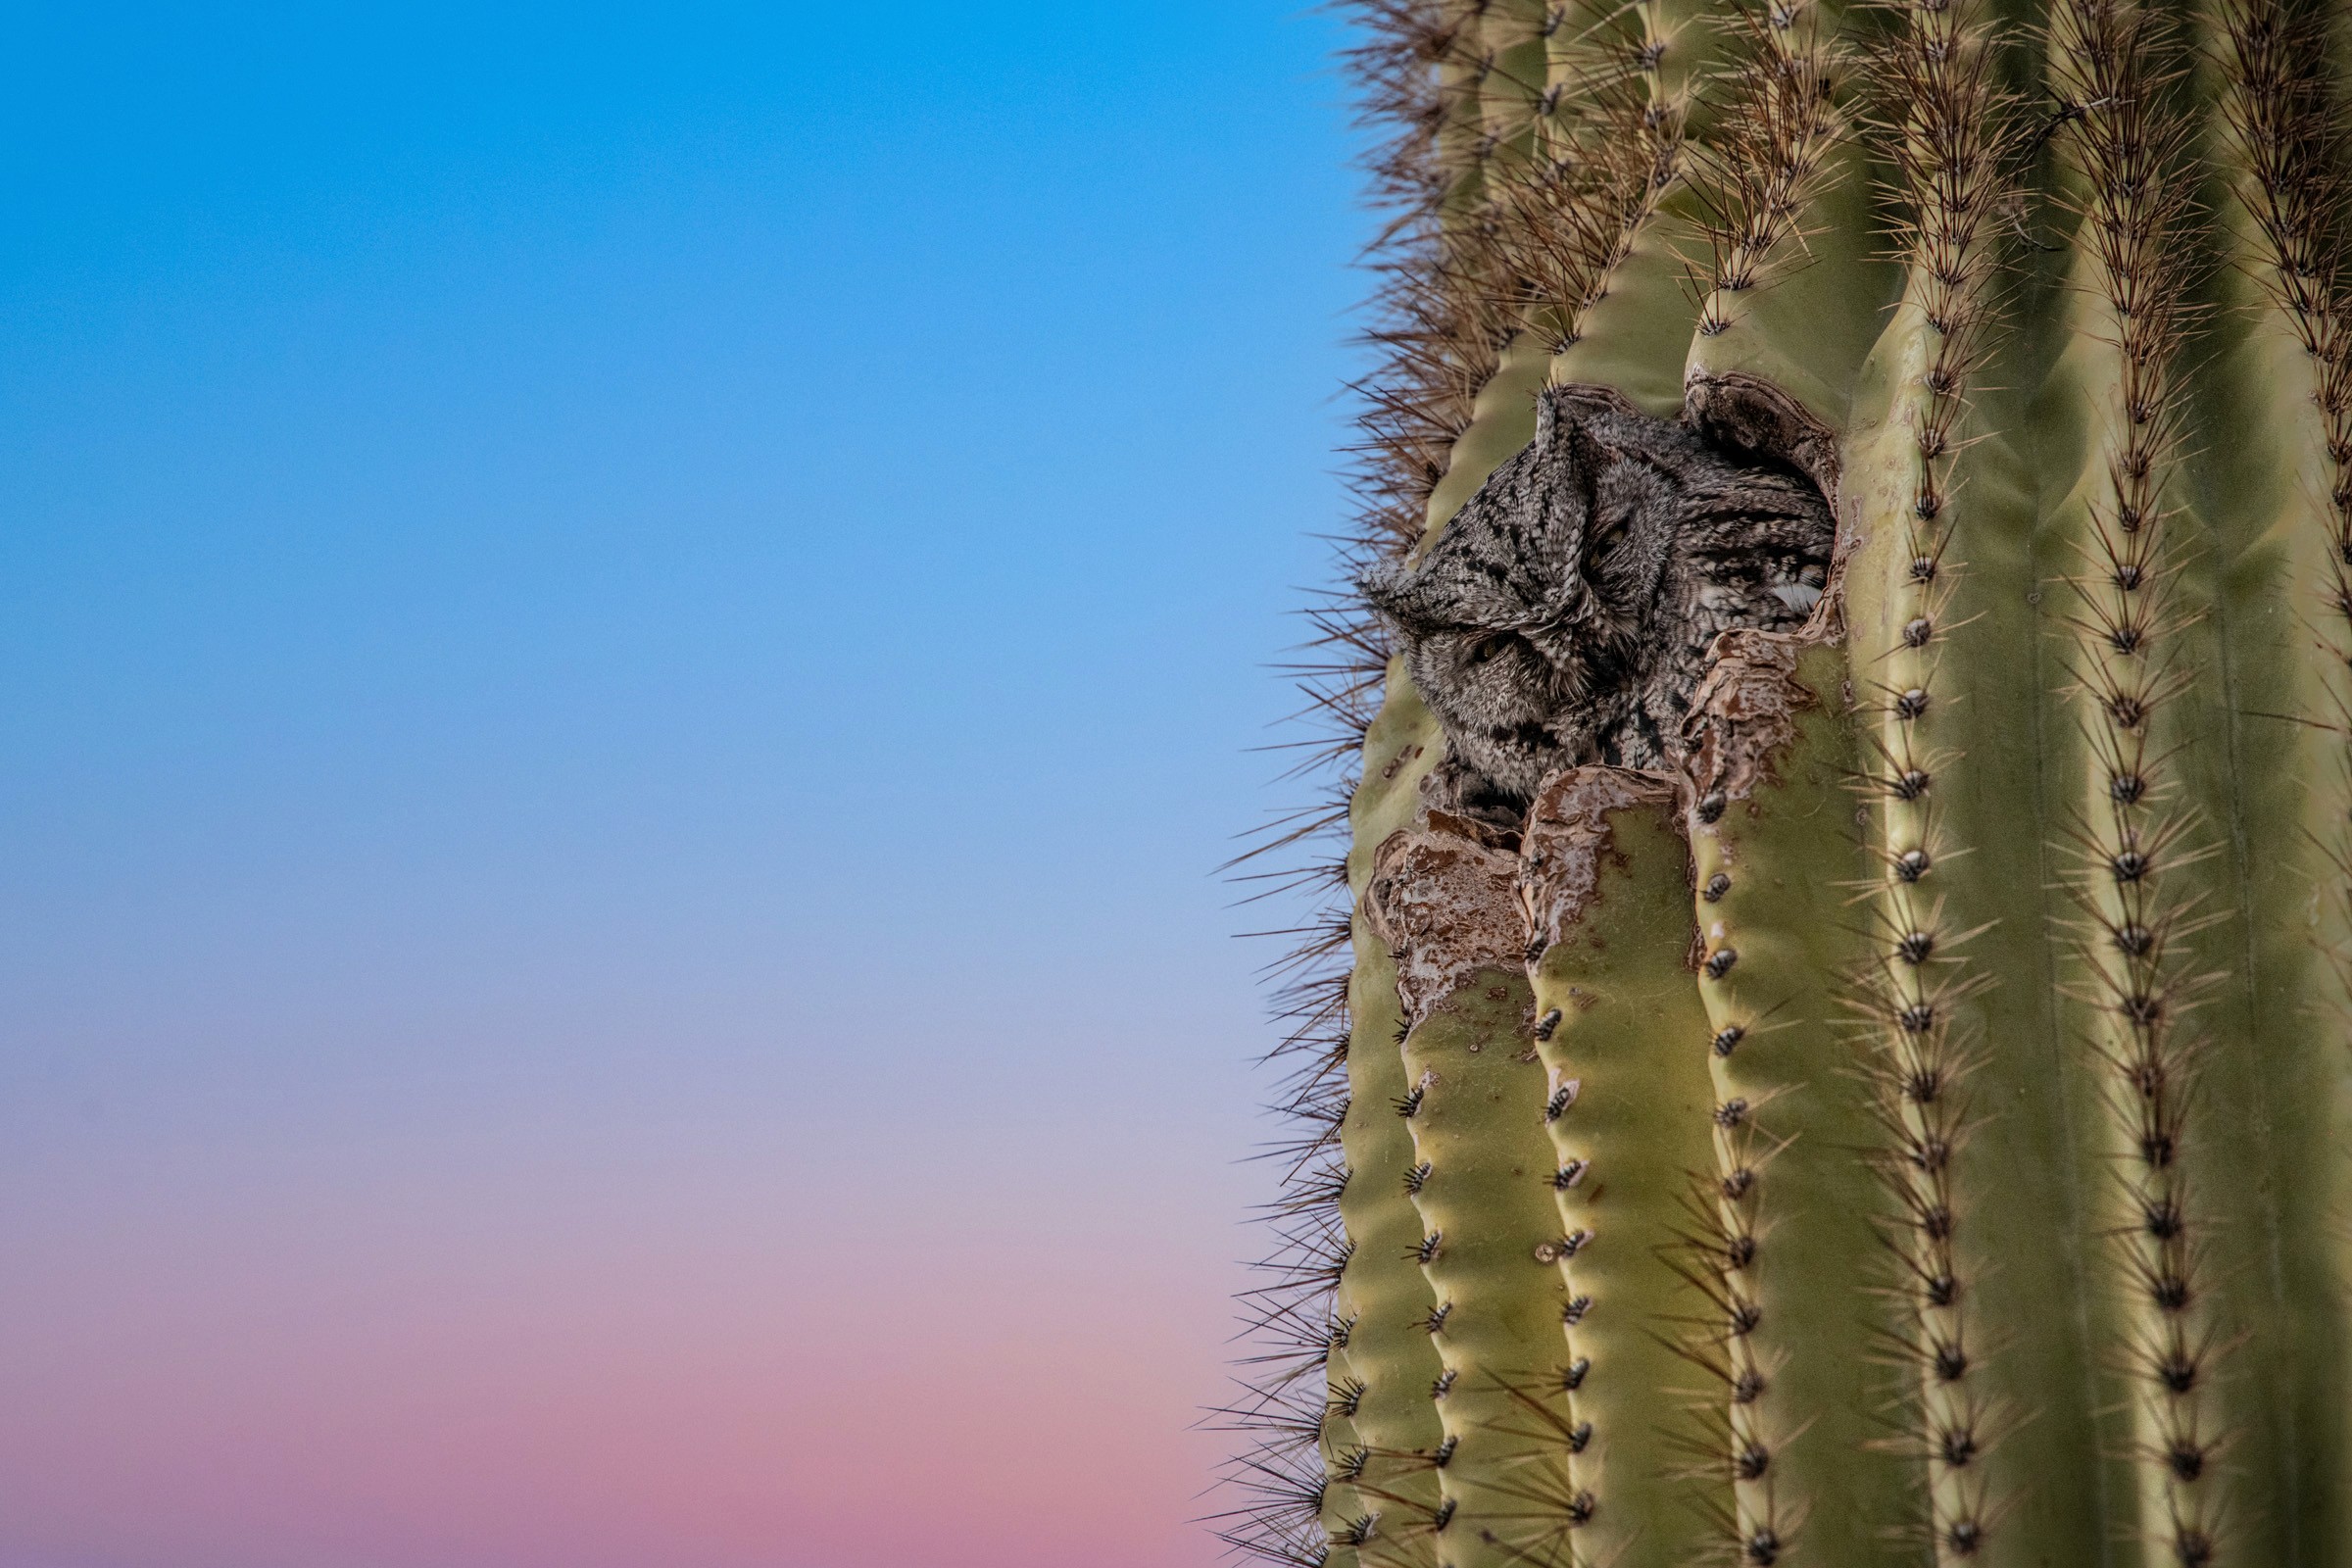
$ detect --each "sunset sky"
[0,4,1365,1564]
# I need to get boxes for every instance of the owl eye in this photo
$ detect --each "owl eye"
[1591,512,1633,557]
[1464,633,1514,666]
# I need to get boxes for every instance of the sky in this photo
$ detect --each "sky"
[0,5,1370,1566]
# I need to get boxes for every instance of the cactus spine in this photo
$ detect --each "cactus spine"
[1227,0,2352,1561]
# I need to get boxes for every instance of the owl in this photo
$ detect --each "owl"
[1360,384,1833,820]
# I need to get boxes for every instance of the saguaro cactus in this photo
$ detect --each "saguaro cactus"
[1223,0,2352,1563]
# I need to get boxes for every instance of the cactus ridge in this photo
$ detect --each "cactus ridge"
[2210,39,2352,1553]
[1521,765,1728,1566]
[2220,0,2352,1004]
[1218,0,1531,1555]
[1842,1,2030,1559]
[1487,0,1689,357]
[2045,3,2230,1558]
[1682,0,1844,336]
[1644,2,1920,1555]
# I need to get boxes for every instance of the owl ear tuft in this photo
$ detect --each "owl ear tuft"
[1359,559,1449,638]
[1535,384,1565,450]
[1563,416,1611,485]
[1537,388,1612,491]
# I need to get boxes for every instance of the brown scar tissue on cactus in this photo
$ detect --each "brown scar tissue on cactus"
[1220,0,2352,1564]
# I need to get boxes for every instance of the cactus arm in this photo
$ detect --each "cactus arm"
[1520,769,1728,1565]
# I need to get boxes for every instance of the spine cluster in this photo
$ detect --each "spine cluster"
[2051,1,2222,1558]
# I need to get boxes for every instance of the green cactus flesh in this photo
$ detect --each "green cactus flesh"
[1227,0,2352,1563]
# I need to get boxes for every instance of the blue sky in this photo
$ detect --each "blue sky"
[0,5,1373,1565]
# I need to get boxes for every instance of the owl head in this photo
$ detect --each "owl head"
[1354,385,1825,817]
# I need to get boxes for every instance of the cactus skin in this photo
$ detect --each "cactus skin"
[1228,0,2352,1562]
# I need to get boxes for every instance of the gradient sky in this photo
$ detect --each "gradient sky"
[0,5,1368,1565]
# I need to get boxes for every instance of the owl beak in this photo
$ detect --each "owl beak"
[1517,580,1589,642]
